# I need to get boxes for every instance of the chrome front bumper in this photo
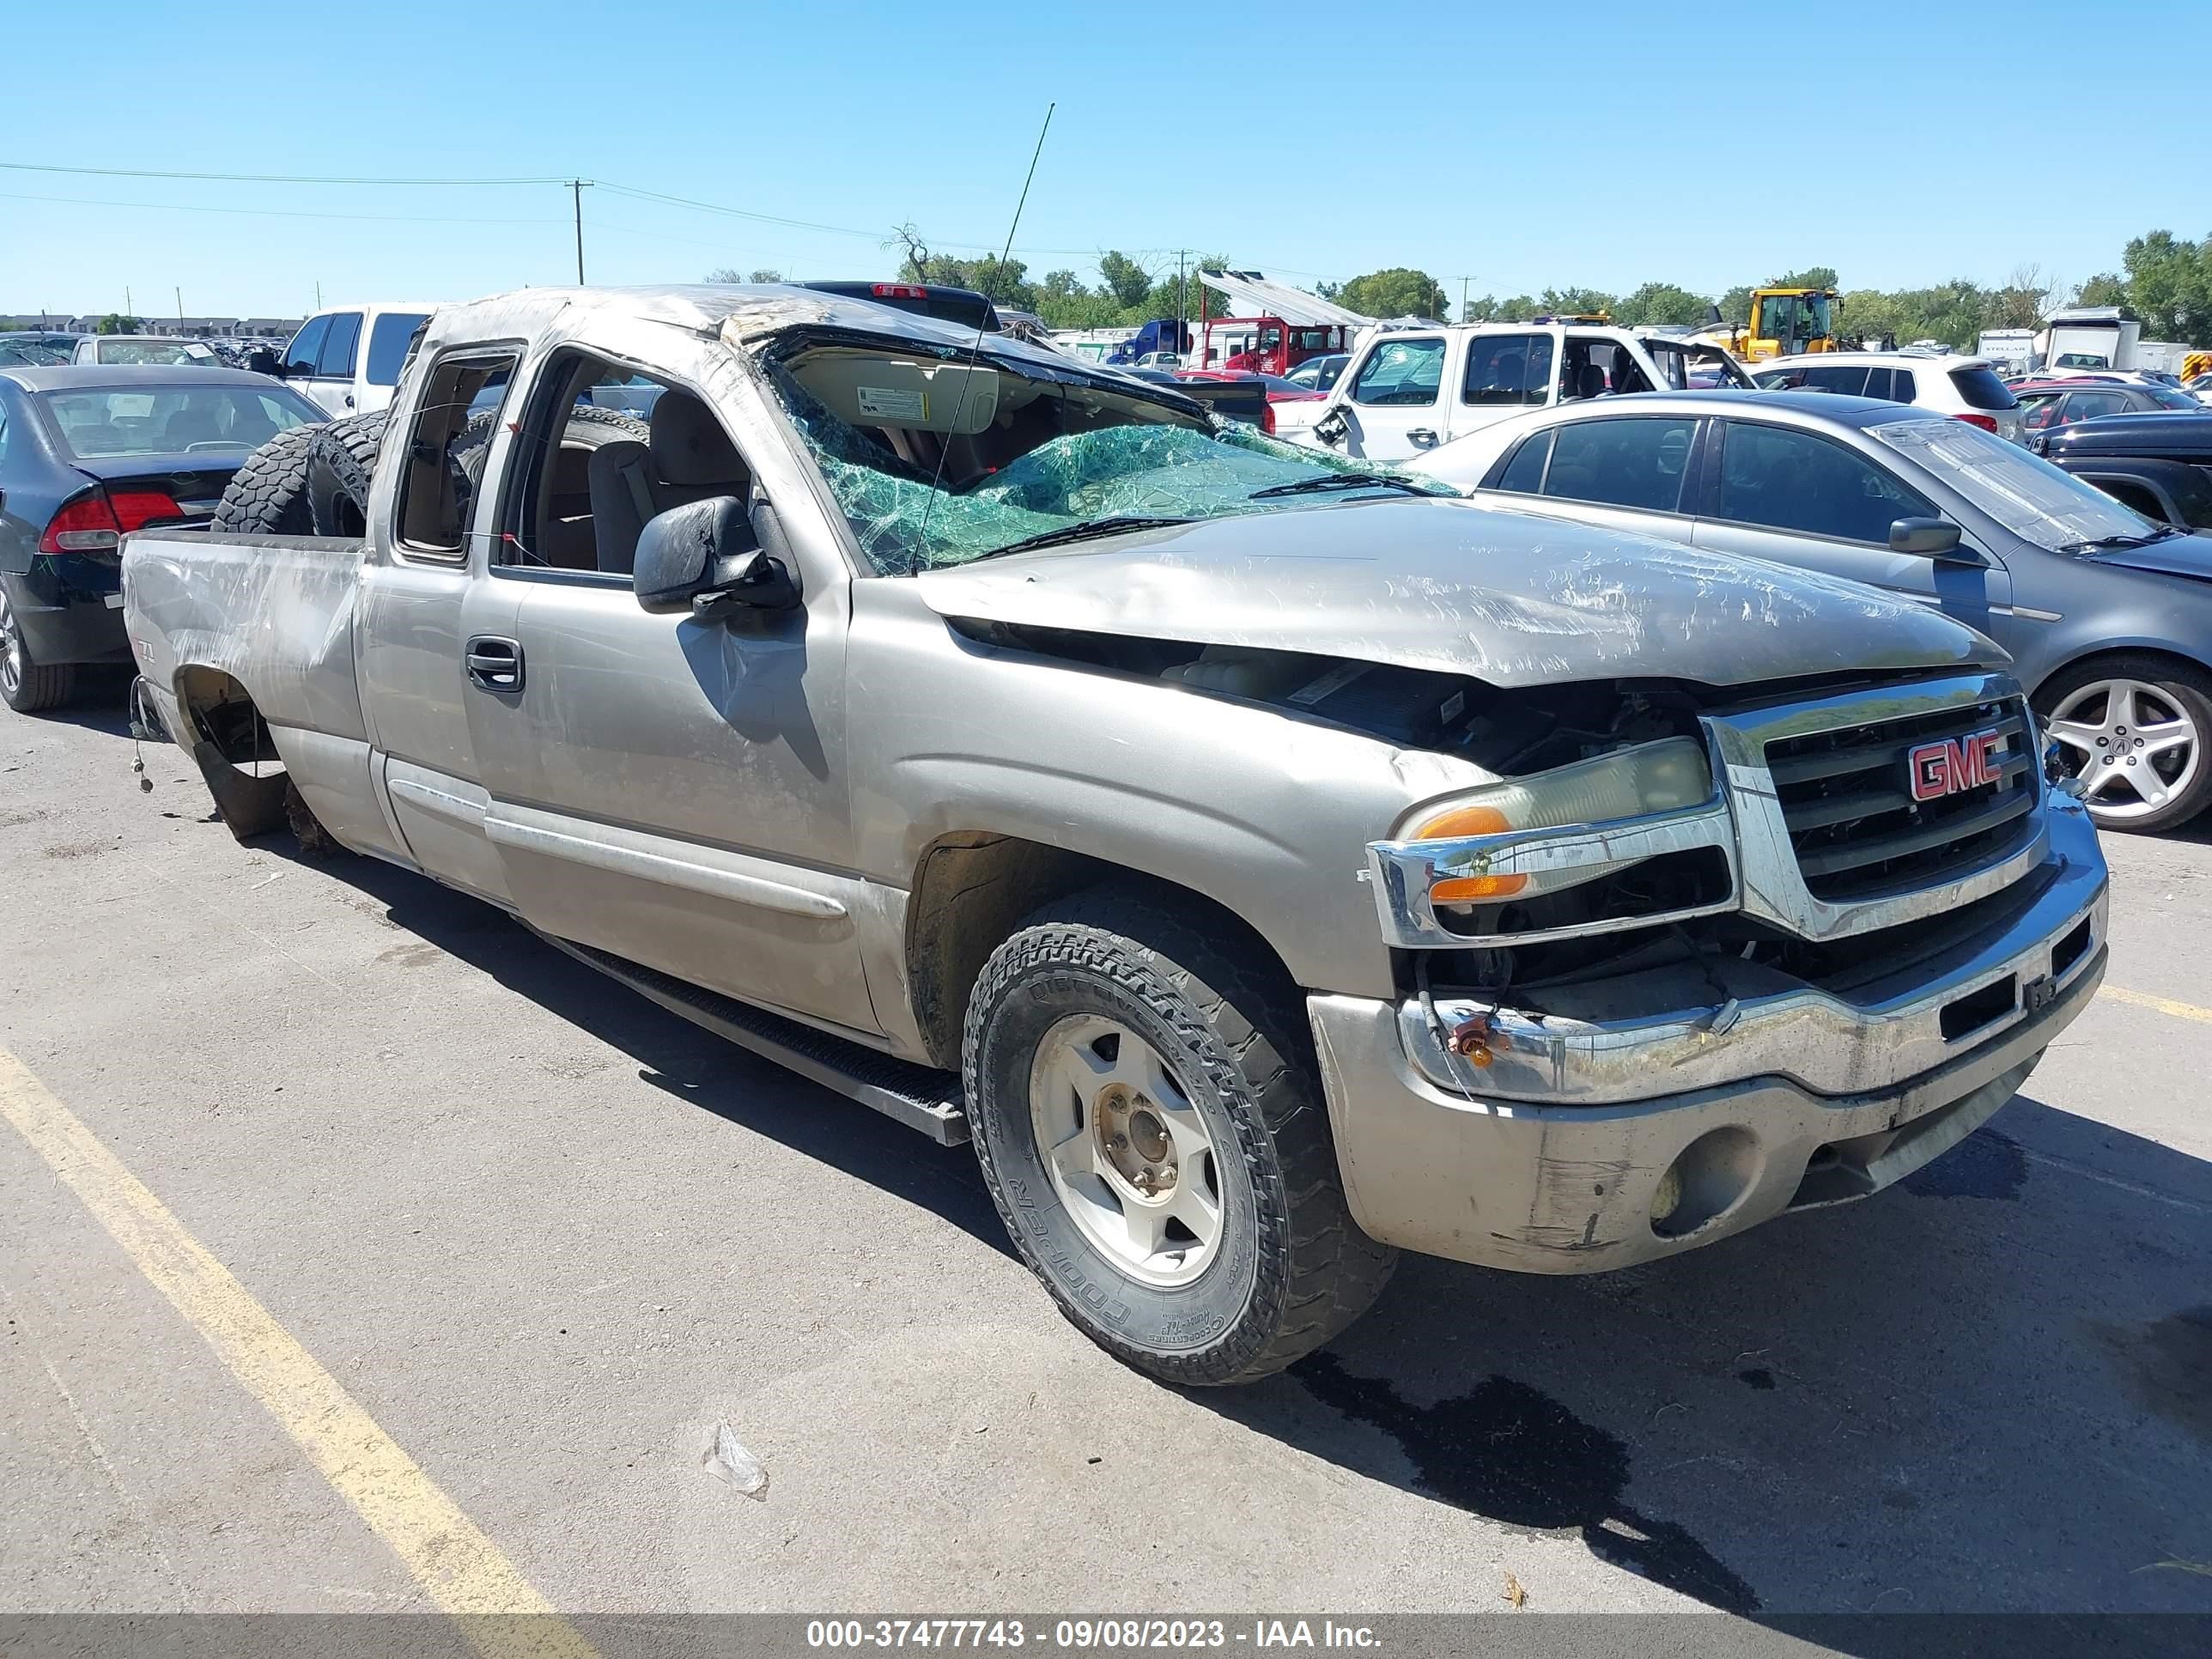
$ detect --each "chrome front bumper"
[1311,793,2109,1273]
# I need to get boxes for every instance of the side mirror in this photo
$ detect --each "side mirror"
[246,347,280,375]
[1312,409,1349,447]
[1890,517,1978,562]
[634,496,799,617]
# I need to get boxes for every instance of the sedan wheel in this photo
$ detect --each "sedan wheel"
[2044,676,2204,828]
[0,593,19,702]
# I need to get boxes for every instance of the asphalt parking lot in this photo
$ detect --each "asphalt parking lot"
[3,684,2209,1635]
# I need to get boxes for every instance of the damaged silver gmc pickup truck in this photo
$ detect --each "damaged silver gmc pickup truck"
[121,285,2109,1384]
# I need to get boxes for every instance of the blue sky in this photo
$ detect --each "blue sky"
[6,0,2204,319]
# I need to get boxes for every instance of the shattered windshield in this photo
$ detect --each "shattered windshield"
[1867,416,2157,552]
[768,344,1449,573]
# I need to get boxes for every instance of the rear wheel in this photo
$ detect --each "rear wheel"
[2037,653,2212,832]
[0,590,76,714]
[962,884,1395,1385]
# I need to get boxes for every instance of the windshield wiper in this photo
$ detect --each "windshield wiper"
[968,516,1193,562]
[1248,471,1428,500]
[2059,526,2184,553]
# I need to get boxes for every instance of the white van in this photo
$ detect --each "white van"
[1301,323,1752,460]
[272,303,439,416]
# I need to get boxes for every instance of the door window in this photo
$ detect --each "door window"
[2020,393,2062,429]
[1348,337,1444,406]
[1798,364,1870,396]
[500,350,749,580]
[316,312,362,379]
[1716,422,1936,544]
[1540,417,1698,513]
[282,315,330,378]
[1462,334,1553,405]
[1860,368,1893,400]
[366,312,431,386]
[2060,392,2128,424]
[394,349,521,562]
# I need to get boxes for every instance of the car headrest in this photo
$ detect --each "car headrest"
[649,392,745,486]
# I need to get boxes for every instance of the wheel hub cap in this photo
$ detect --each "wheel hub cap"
[1029,1014,1224,1288]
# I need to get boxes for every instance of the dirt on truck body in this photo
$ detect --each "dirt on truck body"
[122,283,2108,1382]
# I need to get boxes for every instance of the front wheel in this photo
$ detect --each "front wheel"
[2037,655,2212,833]
[962,886,1395,1385]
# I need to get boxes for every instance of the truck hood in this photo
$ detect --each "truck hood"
[2088,529,2212,584]
[915,496,2000,689]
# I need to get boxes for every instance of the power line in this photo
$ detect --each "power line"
[0,160,565,186]
[0,188,563,227]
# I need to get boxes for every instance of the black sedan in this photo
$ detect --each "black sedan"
[2033,412,2212,530]
[0,366,323,711]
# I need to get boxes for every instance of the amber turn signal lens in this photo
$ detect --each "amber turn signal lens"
[1431,872,1527,902]
[1413,803,1525,902]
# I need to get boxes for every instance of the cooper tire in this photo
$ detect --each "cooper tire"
[2036,653,2212,833]
[0,589,76,713]
[963,883,1395,1385]
[211,422,324,536]
[304,410,389,538]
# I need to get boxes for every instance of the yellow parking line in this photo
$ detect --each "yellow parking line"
[0,1046,597,1659]
[2100,985,2212,1025]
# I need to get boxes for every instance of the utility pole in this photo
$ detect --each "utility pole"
[569,179,592,284]
[175,287,184,326]
[125,286,132,319]
[1456,275,1474,323]
[314,280,322,310]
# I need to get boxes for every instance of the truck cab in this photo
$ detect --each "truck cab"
[1303,322,1753,460]
[267,302,439,417]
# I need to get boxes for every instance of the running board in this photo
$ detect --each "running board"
[536,932,969,1145]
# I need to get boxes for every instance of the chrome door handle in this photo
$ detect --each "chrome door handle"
[1407,428,1439,448]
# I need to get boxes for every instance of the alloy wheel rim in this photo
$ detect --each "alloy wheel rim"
[2045,678,2201,821]
[1027,1013,1224,1288]
[0,594,19,698]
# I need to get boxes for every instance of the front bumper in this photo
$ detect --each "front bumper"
[1309,796,2108,1273]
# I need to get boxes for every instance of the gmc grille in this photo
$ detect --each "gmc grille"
[1765,697,2039,902]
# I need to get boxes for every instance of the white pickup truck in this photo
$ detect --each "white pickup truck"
[1304,322,1753,460]
[119,283,2108,1385]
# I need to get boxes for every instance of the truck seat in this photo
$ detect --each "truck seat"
[586,392,751,574]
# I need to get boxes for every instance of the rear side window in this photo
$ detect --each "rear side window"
[317,312,362,378]
[395,349,521,560]
[1462,334,1553,406]
[366,313,431,386]
[2063,392,2130,423]
[1799,364,1869,396]
[1862,368,1893,401]
[1492,430,1552,494]
[2148,386,2203,410]
[1948,366,2016,410]
[1717,422,1934,543]
[1540,417,1698,513]
[283,315,330,378]
[1892,368,1917,401]
[1348,337,1444,406]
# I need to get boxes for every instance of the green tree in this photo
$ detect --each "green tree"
[1538,286,1616,318]
[2120,230,2212,342]
[1463,293,1536,322]
[1338,267,1448,319]
[748,268,783,284]
[2075,271,2128,307]
[1097,250,1154,310]
[1613,283,1714,326]
[96,313,139,335]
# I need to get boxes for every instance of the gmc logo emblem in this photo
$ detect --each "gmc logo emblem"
[1909,730,2007,801]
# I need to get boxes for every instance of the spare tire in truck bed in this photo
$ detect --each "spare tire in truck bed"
[305,410,390,538]
[210,422,325,536]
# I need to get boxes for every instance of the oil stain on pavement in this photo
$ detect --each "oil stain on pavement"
[1293,1353,1759,1613]
[2094,1305,2212,1443]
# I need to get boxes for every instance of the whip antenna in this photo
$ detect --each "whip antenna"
[912,101,1054,575]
